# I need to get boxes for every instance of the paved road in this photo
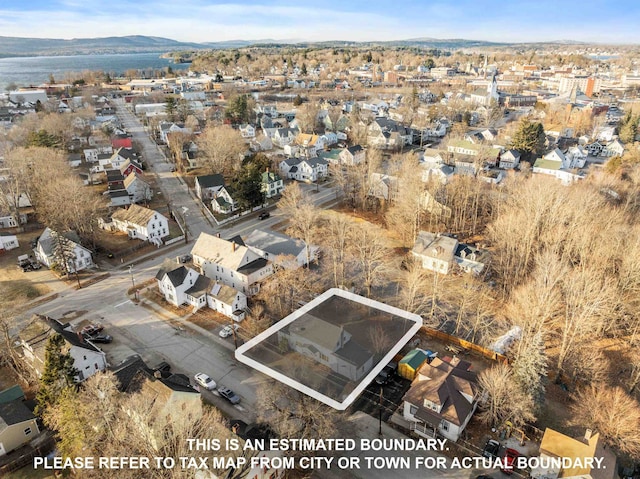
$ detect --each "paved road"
[114,98,211,238]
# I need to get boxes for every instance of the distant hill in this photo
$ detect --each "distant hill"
[0,35,207,57]
[0,34,597,57]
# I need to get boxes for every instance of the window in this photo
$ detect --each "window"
[24,427,32,436]
[83,355,87,361]
[440,420,449,432]
[409,405,418,415]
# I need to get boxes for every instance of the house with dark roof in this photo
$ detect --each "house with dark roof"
[155,260,202,309]
[109,205,168,244]
[210,185,239,214]
[19,315,107,381]
[34,227,94,273]
[194,174,225,201]
[0,385,39,457]
[499,149,521,169]
[402,356,478,441]
[278,157,328,182]
[367,117,413,150]
[191,232,273,296]
[339,145,365,165]
[155,259,248,318]
[278,313,374,381]
[110,356,202,452]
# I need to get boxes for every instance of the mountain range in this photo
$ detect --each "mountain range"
[0,35,589,57]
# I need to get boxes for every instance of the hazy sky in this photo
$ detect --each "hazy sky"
[1,0,639,44]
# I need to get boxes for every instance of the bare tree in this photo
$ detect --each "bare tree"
[570,384,640,457]
[348,222,390,298]
[319,211,353,288]
[278,183,321,266]
[477,363,536,428]
[295,102,320,134]
[197,124,246,177]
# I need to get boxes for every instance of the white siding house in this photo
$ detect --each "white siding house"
[110,205,169,244]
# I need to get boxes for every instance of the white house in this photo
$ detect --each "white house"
[207,283,247,322]
[109,205,169,245]
[123,173,153,204]
[279,158,328,182]
[155,262,203,310]
[533,149,584,185]
[499,149,521,169]
[191,233,274,295]
[20,315,107,382]
[402,357,478,442]
[210,186,239,214]
[411,231,458,274]
[239,124,256,138]
[0,234,19,252]
[339,145,365,166]
[0,212,27,229]
[244,228,319,269]
[602,139,625,158]
[34,228,94,273]
[194,174,225,201]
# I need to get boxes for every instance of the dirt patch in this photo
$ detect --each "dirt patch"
[188,309,231,333]
[0,230,51,311]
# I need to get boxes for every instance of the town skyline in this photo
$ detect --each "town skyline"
[1,0,639,45]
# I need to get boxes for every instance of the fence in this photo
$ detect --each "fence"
[421,326,509,363]
[164,235,185,246]
[0,434,55,474]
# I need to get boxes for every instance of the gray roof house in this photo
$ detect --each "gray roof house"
[411,231,459,274]
[34,227,94,273]
[244,228,319,269]
[0,385,39,457]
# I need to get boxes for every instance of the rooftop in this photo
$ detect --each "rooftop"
[236,288,422,410]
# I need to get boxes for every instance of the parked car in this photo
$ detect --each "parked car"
[29,260,42,270]
[194,373,216,390]
[179,254,192,263]
[81,324,104,336]
[218,386,241,405]
[482,439,500,459]
[219,324,240,338]
[88,334,112,344]
[501,448,520,474]
[258,211,270,220]
[152,361,171,373]
[375,362,398,385]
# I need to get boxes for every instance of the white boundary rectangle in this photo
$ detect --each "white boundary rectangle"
[235,288,422,410]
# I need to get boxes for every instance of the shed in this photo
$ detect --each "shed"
[399,349,429,380]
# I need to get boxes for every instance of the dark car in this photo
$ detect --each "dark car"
[81,324,104,337]
[501,448,520,474]
[374,362,398,385]
[152,361,171,373]
[88,334,112,344]
[29,260,42,270]
[179,254,192,263]
[218,386,241,404]
[258,212,270,220]
[482,439,500,459]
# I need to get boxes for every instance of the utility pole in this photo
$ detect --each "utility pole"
[128,265,135,289]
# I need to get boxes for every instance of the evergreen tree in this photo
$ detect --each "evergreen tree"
[511,331,548,410]
[164,96,178,122]
[50,230,78,276]
[35,334,78,416]
[509,119,546,162]
[231,164,265,211]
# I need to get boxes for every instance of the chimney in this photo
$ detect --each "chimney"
[232,241,236,252]
[216,233,221,238]
[154,370,162,379]
[77,332,84,343]
[584,429,592,442]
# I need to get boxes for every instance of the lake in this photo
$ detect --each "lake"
[0,52,190,90]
